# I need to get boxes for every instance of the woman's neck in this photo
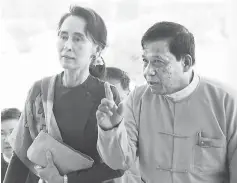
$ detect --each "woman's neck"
[63,68,89,88]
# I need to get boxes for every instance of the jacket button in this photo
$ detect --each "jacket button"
[86,92,91,97]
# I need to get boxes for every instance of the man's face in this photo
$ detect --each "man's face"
[107,79,130,101]
[142,39,185,95]
[1,119,18,158]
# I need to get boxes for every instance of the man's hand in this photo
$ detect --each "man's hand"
[96,82,123,130]
[35,151,63,183]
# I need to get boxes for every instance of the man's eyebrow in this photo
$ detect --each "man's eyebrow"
[151,55,164,59]
[142,54,162,59]
[151,55,169,61]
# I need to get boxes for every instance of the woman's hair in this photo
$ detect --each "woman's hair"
[58,5,107,50]
[89,56,106,79]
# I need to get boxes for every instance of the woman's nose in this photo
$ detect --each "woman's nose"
[64,39,73,51]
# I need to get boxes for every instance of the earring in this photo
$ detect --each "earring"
[90,54,97,64]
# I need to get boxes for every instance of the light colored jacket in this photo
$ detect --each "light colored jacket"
[112,160,140,183]
[97,76,237,183]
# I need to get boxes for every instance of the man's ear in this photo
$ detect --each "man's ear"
[182,54,193,72]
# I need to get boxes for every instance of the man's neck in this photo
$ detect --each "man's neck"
[169,70,194,94]
[3,153,10,163]
[166,71,199,101]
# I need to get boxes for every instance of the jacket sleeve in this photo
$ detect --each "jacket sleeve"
[3,152,29,183]
[226,93,237,183]
[97,88,139,171]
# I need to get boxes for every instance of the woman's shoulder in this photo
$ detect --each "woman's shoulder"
[27,75,56,102]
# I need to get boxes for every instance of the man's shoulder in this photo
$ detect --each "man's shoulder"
[131,84,149,100]
[199,77,237,101]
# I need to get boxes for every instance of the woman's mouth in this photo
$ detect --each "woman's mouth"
[62,55,75,59]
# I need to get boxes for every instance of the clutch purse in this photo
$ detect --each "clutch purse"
[27,130,94,175]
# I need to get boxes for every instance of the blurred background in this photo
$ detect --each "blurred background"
[1,0,237,109]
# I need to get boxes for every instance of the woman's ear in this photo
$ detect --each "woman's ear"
[92,45,102,56]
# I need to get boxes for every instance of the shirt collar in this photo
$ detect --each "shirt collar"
[3,154,10,164]
[166,71,200,101]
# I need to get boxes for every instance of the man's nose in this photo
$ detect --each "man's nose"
[144,63,156,76]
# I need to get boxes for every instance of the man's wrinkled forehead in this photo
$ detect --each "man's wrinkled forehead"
[142,40,170,58]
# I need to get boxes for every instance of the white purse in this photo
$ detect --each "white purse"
[27,130,94,175]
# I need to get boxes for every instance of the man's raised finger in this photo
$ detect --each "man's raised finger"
[104,82,113,101]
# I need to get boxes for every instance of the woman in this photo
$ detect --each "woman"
[4,5,123,183]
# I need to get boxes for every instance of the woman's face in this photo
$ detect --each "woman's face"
[57,15,97,71]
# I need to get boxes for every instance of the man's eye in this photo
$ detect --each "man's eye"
[154,59,165,66]
[1,131,6,136]
[9,129,14,134]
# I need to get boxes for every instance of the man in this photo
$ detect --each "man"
[104,67,131,101]
[103,67,140,183]
[1,108,21,182]
[96,22,237,183]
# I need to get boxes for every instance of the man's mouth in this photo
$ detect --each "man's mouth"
[4,146,12,150]
[147,81,159,85]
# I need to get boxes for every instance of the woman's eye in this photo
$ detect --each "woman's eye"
[60,35,68,40]
[73,36,83,42]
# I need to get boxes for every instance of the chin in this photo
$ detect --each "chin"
[149,85,166,95]
[3,149,13,158]
[61,63,75,70]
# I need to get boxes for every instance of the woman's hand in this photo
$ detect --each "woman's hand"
[35,151,63,183]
